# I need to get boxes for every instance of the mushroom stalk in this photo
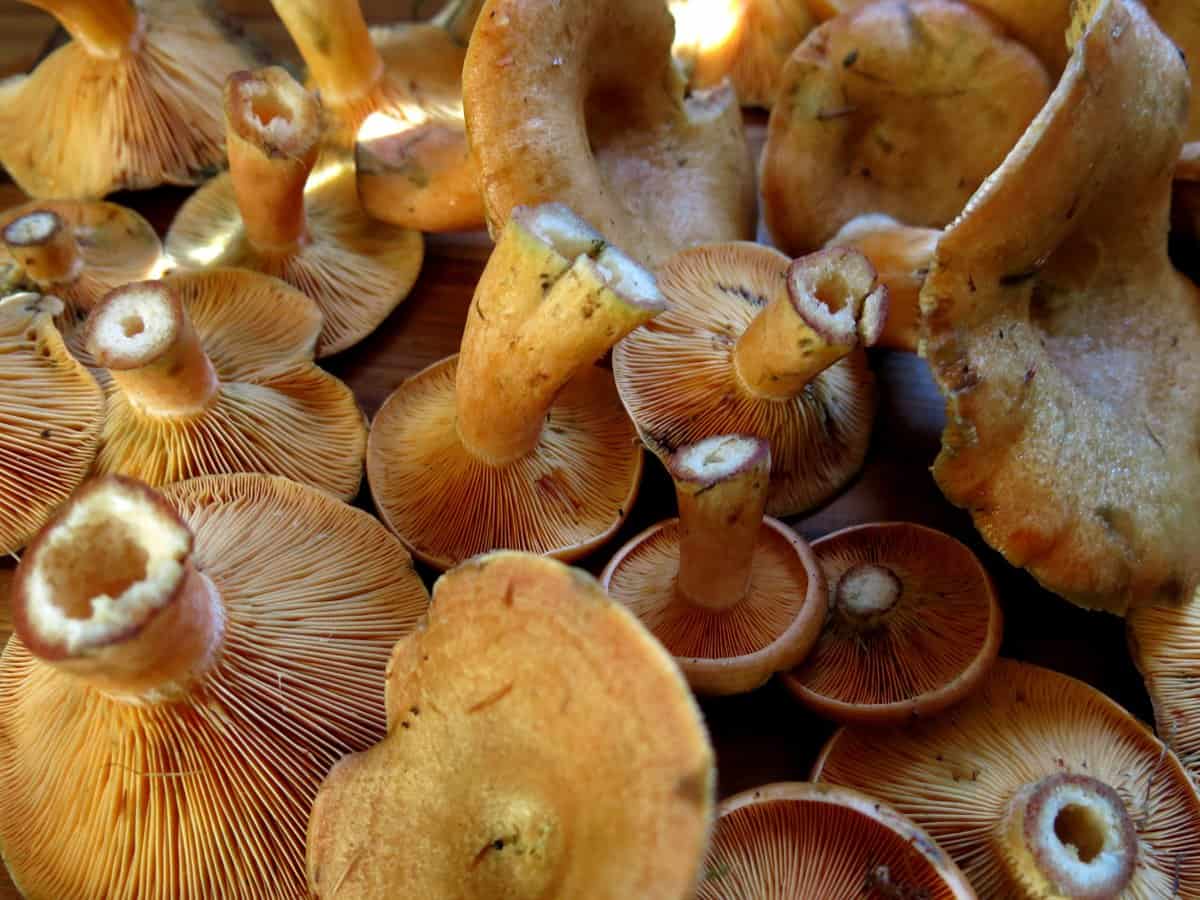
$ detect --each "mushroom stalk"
[21,0,140,60]
[835,563,902,629]
[670,435,771,612]
[733,248,887,400]
[2,211,82,287]
[431,0,486,44]
[270,0,383,105]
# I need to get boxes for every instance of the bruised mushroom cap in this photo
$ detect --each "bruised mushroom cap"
[0,292,104,556]
[698,782,976,899]
[921,0,1199,614]
[463,0,756,269]
[781,522,1002,725]
[0,473,429,898]
[812,659,1200,897]
[307,551,714,899]
[0,0,257,198]
[761,0,1051,255]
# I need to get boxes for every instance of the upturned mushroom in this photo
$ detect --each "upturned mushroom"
[368,203,664,569]
[307,551,714,899]
[781,522,1002,725]
[813,659,1200,897]
[463,0,756,269]
[0,473,429,899]
[0,0,257,198]
[165,67,424,357]
[613,243,886,517]
[602,435,826,695]
[921,0,1200,613]
[86,274,367,499]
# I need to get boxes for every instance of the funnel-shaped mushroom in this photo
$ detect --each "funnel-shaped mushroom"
[921,0,1200,613]
[602,435,826,695]
[368,203,664,569]
[781,522,1001,725]
[614,243,886,517]
[463,0,756,269]
[813,659,1200,897]
[0,473,428,898]
[698,782,976,898]
[0,0,257,198]
[165,67,424,357]
[0,292,103,556]
[762,0,1050,255]
[307,551,714,898]
[87,274,367,499]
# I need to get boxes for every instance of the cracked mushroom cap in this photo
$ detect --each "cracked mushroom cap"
[762,0,1051,255]
[781,522,1002,725]
[87,273,367,499]
[921,0,1200,613]
[0,292,104,556]
[463,0,756,269]
[0,0,257,199]
[698,782,976,899]
[813,659,1200,897]
[0,473,429,899]
[307,551,714,899]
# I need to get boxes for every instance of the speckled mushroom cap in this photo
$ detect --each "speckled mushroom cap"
[0,473,429,899]
[307,551,714,900]
[813,659,1200,898]
[0,0,256,198]
[921,0,1200,614]
[697,782,976,899]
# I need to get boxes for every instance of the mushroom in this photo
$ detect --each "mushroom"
[307,550,714,899]
[698,782,976,899]
[812,659,1200,896]
[0,472,429,898]
[462,0,756,269]
[367,203,664,569]
[165,66,424,358]
[781,522,1002,725]
[1174,143,1200,243]
[613,243,886,517]
[86,274,367,500]
[601,435,826,695]
[0,292,103,556]
[0,0,257,198]
[0,566,12,648]
[921,0,1200,613]
[761,0,1051,255]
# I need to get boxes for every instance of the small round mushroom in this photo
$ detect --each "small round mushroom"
[781,522,1002,725]
[0,473,429,898]
[368,203,664,569]
[86,274,367,499]
[307,550,714,899]
[602,435,826,695]
[613,242,886,517]
[698,782,976,899]
[165,67,424,357]
[0,0,257,198]
[813,659,1200,896]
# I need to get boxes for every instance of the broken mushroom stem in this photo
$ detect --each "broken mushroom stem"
[835,563,902,629]
[733,248,887,400]
[22,0,141,60]
[270,0,383,105]
[2,210,83,288]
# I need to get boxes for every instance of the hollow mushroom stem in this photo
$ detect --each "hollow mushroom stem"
[87,281,219,416]
[669,435,771,612]
[11,476,225,702]
[2,210,83,288]
[733,247,887,400]
[21,0,140,60]
[270,0,383,105]
[835,563,902,629]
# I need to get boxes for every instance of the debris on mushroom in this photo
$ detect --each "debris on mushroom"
[781,522,1002,725]
[922,0,1200,613]
[602,435,826,695]
[698,782,976,899]
[166,67,424,357]
[86,274,367,499]
[813,659,1200,896]
[0,473,429,898]
[307,551,714,899]
[0,0,257,198]
[613,243,886,517]
[463,0,756,269]
[761,0,1051,255]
